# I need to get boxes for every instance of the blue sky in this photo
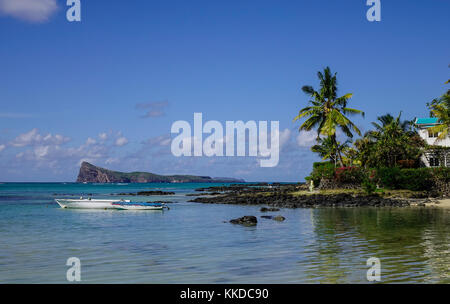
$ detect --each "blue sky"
[0,0,449,182]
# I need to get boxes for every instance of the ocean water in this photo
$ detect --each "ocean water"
[0,182,449,284]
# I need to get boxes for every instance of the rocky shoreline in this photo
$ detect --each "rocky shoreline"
[187,184,417,208]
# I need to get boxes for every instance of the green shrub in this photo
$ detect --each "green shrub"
[308,163,447,192]
[398,168,433,191]
[397,160,417,168]
[430,167,450,182]
[335,167,365,184]
[376,167,402,189]
[308,162,335,187]
[362,178,377,195]
[376,167,433,191]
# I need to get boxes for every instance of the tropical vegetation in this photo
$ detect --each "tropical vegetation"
[296,67,450,194]
[293,66,364,167]
[427,79,450,142]
[354,112,424,168]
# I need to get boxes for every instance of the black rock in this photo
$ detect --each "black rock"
[261,215,285,222]
[273,215,286,222]
[261,215,273,219]
[260,207,280,212]
[230,216,257,226]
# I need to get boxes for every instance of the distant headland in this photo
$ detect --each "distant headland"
[76,162,245,183]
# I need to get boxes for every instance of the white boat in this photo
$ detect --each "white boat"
[55,197,130,209]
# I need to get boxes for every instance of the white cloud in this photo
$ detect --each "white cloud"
[115,136,129,147]
[3,128,143,180]
[86,137,97,145]
[143,134,172,147]
[10,128,39,147]
[0,144,5,152]
[15,136,110,165]
[160,138,171,146]
[34,145,49,159]
[0,0,58,23]
[98,133,108,141]
[10,128,70,147]
[296,130,317,148]
[7,129,133,174]
[279,128,291,149]
[105,157,119,165]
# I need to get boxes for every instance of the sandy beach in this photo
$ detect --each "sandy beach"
[428,199,450,208]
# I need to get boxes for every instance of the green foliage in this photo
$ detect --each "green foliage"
[335,167,365,184]
[397,168,433,191]
[397,160,417,168]
[354,112,425,168]
[427,79,450,142]
[430,167,450,182]
[308,162,335,186]
[376,167,433,191]
[307,162,450,192]
[376,167,402,188]
[362,179,377,195]
[294,67,364,166]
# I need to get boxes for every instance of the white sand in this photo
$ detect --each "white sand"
[425,199,450,208]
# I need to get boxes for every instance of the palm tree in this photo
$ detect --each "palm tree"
[311,137,352,166]
[356,112,423,167]
[372,113,412,132]
[428,83,450,143]
[366,112,414,141]
[293,67,364,166]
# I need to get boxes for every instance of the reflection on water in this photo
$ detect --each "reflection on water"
[305,208,450,283]
[0,183,449,283]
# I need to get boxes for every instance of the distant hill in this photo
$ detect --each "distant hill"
[76,162,245,183]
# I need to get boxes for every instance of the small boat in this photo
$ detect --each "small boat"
[111,201,168,210]
[55,197,130,209]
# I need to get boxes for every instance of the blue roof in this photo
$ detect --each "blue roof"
[415,117,439,125]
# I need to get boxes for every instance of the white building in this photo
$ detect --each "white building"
[415,117,450,167]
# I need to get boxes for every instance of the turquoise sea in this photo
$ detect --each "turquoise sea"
[0,183,449,283]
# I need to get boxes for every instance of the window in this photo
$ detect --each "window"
[428,130,439,138]
[429,157,440,167]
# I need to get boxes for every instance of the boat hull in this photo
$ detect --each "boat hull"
[55,199,130,209]
[112,202,165,210]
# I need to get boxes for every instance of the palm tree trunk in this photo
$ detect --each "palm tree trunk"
[331,134,345,167]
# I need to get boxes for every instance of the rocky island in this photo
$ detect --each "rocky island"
[76,162,245,183]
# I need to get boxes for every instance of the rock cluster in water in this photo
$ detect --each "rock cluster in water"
[188,184,411,208]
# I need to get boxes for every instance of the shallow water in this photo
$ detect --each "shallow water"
[0,183,449,283]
